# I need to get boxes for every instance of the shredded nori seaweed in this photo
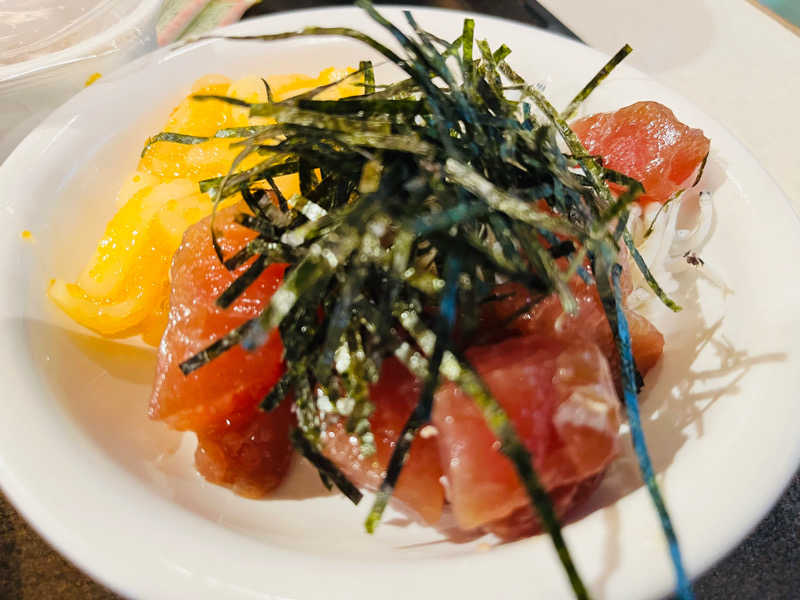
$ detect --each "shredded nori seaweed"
[175,4,697,598]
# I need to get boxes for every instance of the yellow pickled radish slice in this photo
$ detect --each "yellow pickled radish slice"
[165,75,234,136]
[227,75,271,127]
[151,192,216,250]
[48,279,164,337]
[140,295,170,347]
[224,69,361,200]
[227,70,362,126]
[50,185,218,341]
[138,137,260,182]
[265,68,361,101]
[271,174,301,201]
[76,179,198,298]
[116,172,161,207]
[48,222,168,337]
[50,69,363,346]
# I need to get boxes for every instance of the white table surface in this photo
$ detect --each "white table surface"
[539,0,800,209]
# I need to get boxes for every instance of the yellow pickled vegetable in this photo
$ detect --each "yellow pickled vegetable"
[49,183,212,336]
[49,68,361,345]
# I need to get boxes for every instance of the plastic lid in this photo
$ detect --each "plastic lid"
[0,0,160,82]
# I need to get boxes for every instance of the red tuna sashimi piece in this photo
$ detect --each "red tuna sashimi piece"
[432,336,621,532]
[194,401,293,498]
[485,474,603,540]
[571,101,710,205]
[150,205,292,496]
[484,277,664,381]
[323,358,445,524]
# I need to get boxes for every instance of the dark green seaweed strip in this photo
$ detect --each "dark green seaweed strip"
[549,240,576,259]
[487,213,520,266]
[623,230,682,311]
[199,159,299,195]
[192,93,252,107]
[298,157,319,197]
[215,254,267,309]
[141,132,208,157]
[693,151,709,186]
[643,195,678,239]
[362,5,470,158]
[604,261,693,599]
[223,236,291,271]
[208,141,266,265]
[246,104,436,157]
[362,77,419,101]
[318,473,333,491]
[352,32,462,101]
[492,43,511,63]
[393,307,588,599]
[250,103,395,135]
[304,173,342,211]
[261,359,310,411]
[141,127,272,157]
[313,264,369,382]
[179,318,257,374]
[510,64,682,314]
[240,186,269,220]
[200,26,409,82]
[364,339,443,531]
[613,209,629,241]
[597,170,644,225]
[561,44,633,121]
[408,198,488,234]
[360,60,375,95]
[223,245,255,271]
[433,231,538,287]
[261,77,275,104]
[260,370,293,411]
[414,28,453,52]
[242,212,368,351]
[307,125,435,156]
[462,18,474,75]
[515,78,614,214]
[443,158,582,238]
[241,254,334,350]
[295,98,424,117]
[365,254,461,532]
[290,430,363,505]
[225,60,375,113]
[511,220,576,314]
[234,212,274,235]
[499,58,614,213]
[214,126,271,138]
[266,174,289,212]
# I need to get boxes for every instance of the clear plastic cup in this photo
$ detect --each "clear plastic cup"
[0,0,162,163]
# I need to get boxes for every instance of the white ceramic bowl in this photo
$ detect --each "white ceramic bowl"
[0,6,799,600]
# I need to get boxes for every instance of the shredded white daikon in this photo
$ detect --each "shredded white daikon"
[626,190,723,309]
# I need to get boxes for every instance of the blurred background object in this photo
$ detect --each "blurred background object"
[242,0,579,40]
[756,0,800,27]
[0,0,161,164]
[157,0,262,45]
